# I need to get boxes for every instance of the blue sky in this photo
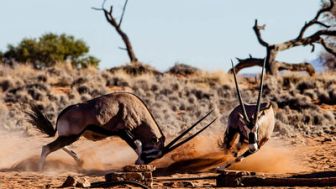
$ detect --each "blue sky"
[0,0,322,72]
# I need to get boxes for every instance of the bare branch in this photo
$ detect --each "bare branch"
[320,38,336,57]
[228,57,264,74]
[109,6,113,15]
[276,61,315,76]
[102,0,107,10]
[297,0,334,39]
[118,46,127,51]
[118,0,129,27]
[91,0,107,11]
[315,21,331,28]
[315,0,334,20]
[310,43,316,52]
[228,56,315,76]
[91,7,104,11]
[273,29,336,52]
[253,19,269,47]
[103,7,118,28]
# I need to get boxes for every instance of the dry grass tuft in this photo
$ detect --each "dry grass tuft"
[108,62,161,76]
[166,63,201,76]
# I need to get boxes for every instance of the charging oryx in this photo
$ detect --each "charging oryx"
[218,59,275,169]
[27,92,216,170]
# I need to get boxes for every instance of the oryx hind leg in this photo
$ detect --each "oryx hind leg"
[39,135,79,171]
[62,147,83,166]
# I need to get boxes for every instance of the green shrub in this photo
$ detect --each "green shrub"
[3,33,99,68]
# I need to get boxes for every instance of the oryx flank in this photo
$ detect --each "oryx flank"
[219,59,275,169]
[27,92,216,170]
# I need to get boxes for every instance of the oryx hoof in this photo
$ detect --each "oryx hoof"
[216,164,230,171]
[37,162,45,172]
[76,159,85,167]
[135,158,145,165]
[235,157,243,162]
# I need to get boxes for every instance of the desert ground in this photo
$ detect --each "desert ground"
[0,63,335,188]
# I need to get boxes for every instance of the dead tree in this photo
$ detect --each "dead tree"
[94,0,138,64]
[229,0,336,76]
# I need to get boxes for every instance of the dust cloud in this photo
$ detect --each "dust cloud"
[0,129,308,174]
[153,134,308,174]
[229,140,309,173]
[0,129,137,174]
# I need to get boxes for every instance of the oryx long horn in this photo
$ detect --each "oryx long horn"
[162,118,217,155]
[231,60,250,124]
[253,56,267,124]
[164,109,214,150]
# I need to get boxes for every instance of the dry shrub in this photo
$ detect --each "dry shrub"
[274,120,295,137]
[296,79,316,93]
[187,71,233,87]
[281,73,310,90]
[0,79,14,92]
[166,63,200,76]
[108,62,161,76]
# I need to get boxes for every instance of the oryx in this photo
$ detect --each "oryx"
[26,92,216,170]
[218,59,275,169]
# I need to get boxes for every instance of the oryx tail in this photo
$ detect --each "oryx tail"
[26,105,56,137]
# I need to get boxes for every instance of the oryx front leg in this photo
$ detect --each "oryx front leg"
[39,135,79,171]
[134,140,144,165]
[218,147,258,170]
[233,135,245,157]
[223,127,239,154]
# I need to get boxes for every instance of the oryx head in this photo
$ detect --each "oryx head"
[141,111,217,164]
[140,136,165,164]
[231,57,266,152]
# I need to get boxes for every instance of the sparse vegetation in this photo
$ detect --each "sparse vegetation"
[166,63,200,76]
[1,63,335,140]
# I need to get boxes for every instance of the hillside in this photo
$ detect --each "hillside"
[0,63,335,188]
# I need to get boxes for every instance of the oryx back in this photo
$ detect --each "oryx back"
[56,92,164,142]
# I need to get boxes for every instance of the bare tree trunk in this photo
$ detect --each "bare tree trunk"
[104,10,138,63]
[96,0,138,64]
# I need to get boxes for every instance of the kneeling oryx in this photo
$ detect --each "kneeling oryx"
[218,59,275,169]
[27,92,216,170]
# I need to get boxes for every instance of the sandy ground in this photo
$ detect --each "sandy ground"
[0,129,335,188]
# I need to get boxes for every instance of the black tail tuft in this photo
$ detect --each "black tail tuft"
[26,104,56,137]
